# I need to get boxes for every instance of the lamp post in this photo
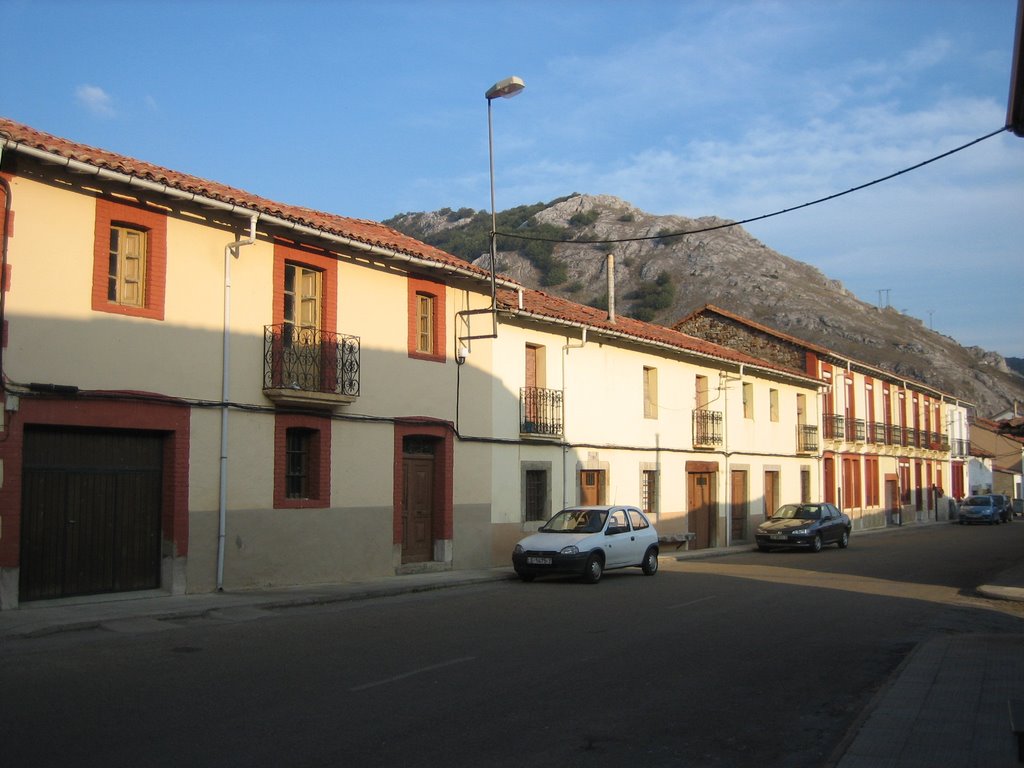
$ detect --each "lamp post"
[485,76,525,300]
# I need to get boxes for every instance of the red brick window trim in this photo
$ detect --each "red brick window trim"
[274,412,331,509]
[407,276,446,362]
[92,197,167,320]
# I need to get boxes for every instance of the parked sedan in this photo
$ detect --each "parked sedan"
[958,495,1003,525]
[755,502,851,552]
[512,505,659,583]
[990,494,1012,524]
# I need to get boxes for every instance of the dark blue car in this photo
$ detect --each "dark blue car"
[958,495,1002,525]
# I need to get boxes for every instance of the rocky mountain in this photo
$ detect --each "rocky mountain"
[385,193,1024,418]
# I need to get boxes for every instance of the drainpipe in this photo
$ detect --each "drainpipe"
[216,214,258,591]
[606,253,615,324]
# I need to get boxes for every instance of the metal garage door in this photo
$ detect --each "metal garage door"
[19,427,164,602]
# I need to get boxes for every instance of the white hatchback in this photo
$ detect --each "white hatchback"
[512,505,660,583]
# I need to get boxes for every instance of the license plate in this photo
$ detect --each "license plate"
[770,533,787,540]
[527,556,552,565]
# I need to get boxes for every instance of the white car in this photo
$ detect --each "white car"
[512,505,660,583]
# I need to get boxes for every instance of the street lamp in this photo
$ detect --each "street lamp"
[485,76,525,301]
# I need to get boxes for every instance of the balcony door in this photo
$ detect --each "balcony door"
[283,263,323,390]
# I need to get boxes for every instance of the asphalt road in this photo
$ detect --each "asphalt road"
[3,523,1022,768]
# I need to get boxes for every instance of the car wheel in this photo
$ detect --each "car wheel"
[641,547,659,576]
[810,535,823,553]
[837,529,850,549]
[582,553,603,584]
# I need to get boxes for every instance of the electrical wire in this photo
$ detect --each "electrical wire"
[497,125,1011,246]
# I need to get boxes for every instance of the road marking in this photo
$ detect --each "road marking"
[350,656,477,692]
[667,595,716,610]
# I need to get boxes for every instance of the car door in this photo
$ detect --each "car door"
[602,508,636,567]
[820,504,842,543]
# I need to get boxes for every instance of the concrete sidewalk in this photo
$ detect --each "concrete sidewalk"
[2,526,1023,767]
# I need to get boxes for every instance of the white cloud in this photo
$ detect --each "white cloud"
[75,84,115,118]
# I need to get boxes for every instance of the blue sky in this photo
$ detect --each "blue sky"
[4,0,1022,356]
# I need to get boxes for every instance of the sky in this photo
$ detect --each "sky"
[3,0,1023,357]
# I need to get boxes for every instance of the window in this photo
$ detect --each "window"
[524,468,548,522]
[284,263,322,330]
[627,508,650,530]
[769,389,779,422]
[801,467,811,503]
[274,413,331,508]
[108,225,146,307]
[743,382,754,419]
[416,294,434,353]
[92,197,167,320]
[695,375,709,409]
[643,366,658,419]
[285,428,313,499]
[641,469,658,516]
[407,277,446,362]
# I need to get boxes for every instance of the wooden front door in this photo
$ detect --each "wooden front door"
[402,456,434,563]
[730,470,748,542]
[579,470,606,505]
[19,427,163,602]
[688,472,716,549]
[764,470,780,518]
[885,478,900,525]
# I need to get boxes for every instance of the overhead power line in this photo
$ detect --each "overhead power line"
[496,125,1010,246]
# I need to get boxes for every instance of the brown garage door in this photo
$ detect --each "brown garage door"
[19,427,164,602]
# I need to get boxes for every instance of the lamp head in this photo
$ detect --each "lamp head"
[486,76,525,101]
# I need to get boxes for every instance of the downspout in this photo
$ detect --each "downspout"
[216,214,258,591]
[0,154,11,396]
[606,253,615,324]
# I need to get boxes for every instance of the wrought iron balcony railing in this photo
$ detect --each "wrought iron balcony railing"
[868,421,887,445]
[848,418,866,442]
[823,414,845,440]
[520,387,563,437]
[693,408,723,448]
[797,424,819,453]
[264,323,360,402]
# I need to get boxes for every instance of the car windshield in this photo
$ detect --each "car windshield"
[963,496,991,506]
[540,509,607,533]
[773,504,822,520]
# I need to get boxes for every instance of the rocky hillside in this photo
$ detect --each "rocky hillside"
[385,194,1024,418]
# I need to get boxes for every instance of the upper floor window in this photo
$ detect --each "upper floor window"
[743,382,754,419]
[92,197,167,320]
[108,225,146,307]
[769,388,779,422]
[643,366,658,419]
[407,276,446,362]
[416,293,434,354]
[284,262,322,330]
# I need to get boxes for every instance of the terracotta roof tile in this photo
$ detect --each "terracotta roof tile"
[497,288,818,382]
[0,116,486,277]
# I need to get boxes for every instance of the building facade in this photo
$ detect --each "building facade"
[0,118,960,609]
[676,305,971,528]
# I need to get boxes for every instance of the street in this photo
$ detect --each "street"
[3,523,1023,768]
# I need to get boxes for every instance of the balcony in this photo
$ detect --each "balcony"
[263,323,360,408]
[520,387,563,437]
[693,408,723,448]
[823,414,845,440]
[797,424,819,453]
[868,421,887,445]
[848,418,866,442]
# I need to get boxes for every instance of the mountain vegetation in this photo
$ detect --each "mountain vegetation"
[385,194,1024,418]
